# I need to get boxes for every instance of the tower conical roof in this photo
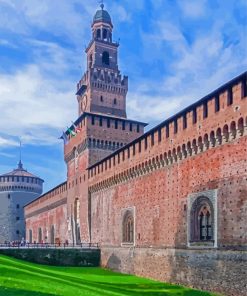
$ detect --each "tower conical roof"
[0,161,43,180]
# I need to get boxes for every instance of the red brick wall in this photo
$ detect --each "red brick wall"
[89,135,247,248]
[25,182,68,244]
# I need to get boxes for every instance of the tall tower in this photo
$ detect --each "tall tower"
[64,5,147,244]
[77,3,128,118]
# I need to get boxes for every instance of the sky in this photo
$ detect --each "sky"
[0,0,246,192]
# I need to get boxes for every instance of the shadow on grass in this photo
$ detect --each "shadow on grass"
[0,287,55,296]
[0,255,217,296]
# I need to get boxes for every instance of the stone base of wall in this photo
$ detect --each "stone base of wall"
[0,248,100,267]
[101,246,247,296]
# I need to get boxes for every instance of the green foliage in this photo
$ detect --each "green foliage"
[0,255,219,296]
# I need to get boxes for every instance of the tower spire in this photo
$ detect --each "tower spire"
[18,138,23,170]
[100,0,104,10]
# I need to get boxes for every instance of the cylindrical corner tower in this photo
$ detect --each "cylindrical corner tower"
[0,161,44,243]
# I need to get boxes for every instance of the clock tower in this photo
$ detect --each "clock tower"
[77,3,128,118]
[64,4,147,244]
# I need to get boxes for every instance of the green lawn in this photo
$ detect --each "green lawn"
[0,255,219,296]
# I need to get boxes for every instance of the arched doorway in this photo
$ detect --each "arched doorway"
[50,225,55,244]
[74,198,81,244]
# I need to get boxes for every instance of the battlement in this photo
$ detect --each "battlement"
[77,69,128,95]
[24,181,67,215]
[90,68,128,89]
[64,111,147,162]
[88,72,247,190]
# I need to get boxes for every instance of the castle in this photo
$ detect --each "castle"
[24,5,247,296]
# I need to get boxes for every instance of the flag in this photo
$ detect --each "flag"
[71,121,82,133]
[67,127,76,137]
[59,132,69,145]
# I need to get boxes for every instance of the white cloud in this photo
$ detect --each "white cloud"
[0,64,77,145]
[0,136,19,148]
[0,39,17,48]
[127,91,183,123]
[178,0,207,18]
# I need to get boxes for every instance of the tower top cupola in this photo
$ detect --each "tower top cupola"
[93,4,112,27]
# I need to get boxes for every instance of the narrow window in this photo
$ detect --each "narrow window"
[174,120,178,134]
[183,115,187,129]
[115,120,118,129]
[100,95,103,102]
[113,98,117,105]
[16,204,20,209]
[215,95,220,112]
[193,109,197,124]
[133,145,135,156]
[144,137,148,150]
[122,121,125,130]
[130,123,133,132]
[241,78,247,99]
[103,28,107,40]
[158,129,162,142]
[139,141,142,153]
[227,88,233,105]
[102,51,110,66]
[151,133,154,146]
[99,117,103,126]
[137,125,140,133]
[166,125,169,138]
[203,103,208,118]
[107,118,110,128]
[91,116,95,125]
[97,29,101,39]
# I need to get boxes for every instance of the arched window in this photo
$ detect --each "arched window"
[122,210,134,243]
[190,196,214,242]
[102,51,110,65]
[97,29,101,39]
[103,28,107,40]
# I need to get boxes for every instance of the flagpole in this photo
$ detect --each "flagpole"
[19,138,22,162]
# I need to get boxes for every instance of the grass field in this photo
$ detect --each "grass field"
[0,255,219,296]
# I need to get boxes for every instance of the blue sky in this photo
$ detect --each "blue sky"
[0,0,246,192]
